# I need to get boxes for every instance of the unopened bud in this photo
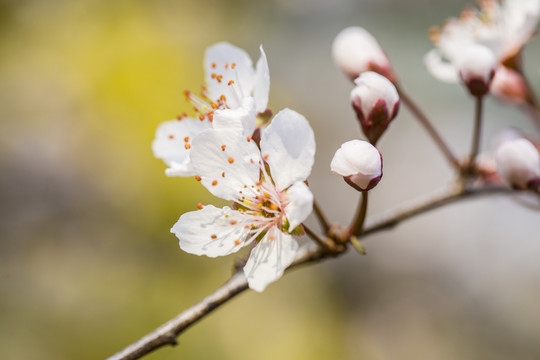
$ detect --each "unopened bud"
[332,26,396,82]
[495,138,540,190]
[457,45,496,97]
[331,140,383,191]
[350,72,400,145]
[490,66,530,105]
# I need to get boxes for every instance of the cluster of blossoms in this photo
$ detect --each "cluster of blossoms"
[154,0,540,293]
[153,43,315,292]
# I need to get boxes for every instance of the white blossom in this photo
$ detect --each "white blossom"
[332,26,396,82]
[152,43,270,177]
[331,140,383,191]
[425,0,540,86]
[350,72,399,144]
[171,109,315,292]
[496,137,540,189]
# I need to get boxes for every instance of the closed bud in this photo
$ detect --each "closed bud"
[490,66,530,105]
[331,140,383,191]
[332,26,396,83]
[495,138,540,190]
[350,72,400,145]
[457,45,496,97]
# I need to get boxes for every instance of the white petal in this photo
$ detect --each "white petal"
[204,42,256,109]
[172,205,254,257]
[190,129,262,201]
[283,181,313,232]
[260,109,316,191]
[254,45,270,113]
[152,118,209,177]
[243,227,298,292]
[424,49,460,83]
[212,97,257,137]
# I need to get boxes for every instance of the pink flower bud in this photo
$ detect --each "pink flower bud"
[350,72,400,145]
[490,66,530,105]
[331,140,383,191]
[457,45,496,97]
[332,26,396,83]
[495,138,540,189]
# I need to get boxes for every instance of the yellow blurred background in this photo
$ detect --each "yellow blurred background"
[2,0,540,359]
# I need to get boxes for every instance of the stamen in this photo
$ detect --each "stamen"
[228,157,234,163]
[234,240,240,245]
[211,234,217,239]
[185,144,191,149]
[222,172,225,177]
[212,180,218,186]
[168,134,174,140]
[197,202,204,209]
[211,62,216,69]
[195,175,202,181]
[230,220,237,225]
[221,145,226,151]
[184,136,190,143]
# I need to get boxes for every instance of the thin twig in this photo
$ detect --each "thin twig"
[107,183,510,360]
[350,191,369,236]
[312,199,331,232]
[469,95,483,164]
[397,85,461,170]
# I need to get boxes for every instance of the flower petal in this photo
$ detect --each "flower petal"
[243,227,298,292]
[283,181,313,232]
[212,97,257,137]
[204,42,256,109]
[253,45,270,113]
[424,49,460,83]
[172,205,254,257]
[152,118,209,177]
[190,129,262,201]
[260,109,316,191]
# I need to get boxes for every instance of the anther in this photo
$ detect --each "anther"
[228,80,234,86]
[234,240,240,245]
[168,134,174,140]
[211,62,216,69]
[269,235,275,240]
[195,175,201,181]
[216,75,223,83]
[199,114,205,121]
[231,63,236,69]
[185,144,191,149]
[222,172,225,177]
[228,157,234,163]
[197,202,204,210]
[184,136,190,143]
[212,180,218,186]
[230,220,237,225]
[246,136,252,142]
[263,154,269,160]
[211,234,217,239]
[221,145,226,151]
[211,73,217,79]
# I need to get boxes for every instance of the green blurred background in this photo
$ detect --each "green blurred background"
[2,0,540,359]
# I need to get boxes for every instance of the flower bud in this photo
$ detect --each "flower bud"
[457,45,496,97]
[332,26,396,83]
[490,66,530,105]
[495,138,540,189]
[350,72,400,145]
[331,140,383,191]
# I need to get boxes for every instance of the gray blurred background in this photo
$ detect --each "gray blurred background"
[1,0,540,359]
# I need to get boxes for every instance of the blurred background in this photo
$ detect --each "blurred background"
[1,0,540,359]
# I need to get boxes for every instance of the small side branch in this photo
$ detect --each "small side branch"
[397,86,461,170]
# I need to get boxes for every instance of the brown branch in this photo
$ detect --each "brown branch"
[107,183,510,360]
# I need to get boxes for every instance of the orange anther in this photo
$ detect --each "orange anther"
[211,62,216,68]
[228,80,234,86]
[230,220,237,225]
[263,154,269,160]
[225,63,229,69]
[222,172,225,177]
[211,102,218,109]
[231,63,236,69]
[234,240,240,245]
[168,134,174,139]
[184,136,190,143]
[211,73,217,79]
[211,234,217,239]
[246,136,252,142]
[228,157,234,163]
[195,175,201,181]
[199,114,205,120]
[197,202,203,209]
[184,144,191,149]
[216,75,223,83]
[269,235,275,240]
[212,180,218,186]
[221,145,226,151]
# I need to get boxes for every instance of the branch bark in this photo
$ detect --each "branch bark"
[107,184,510,360]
